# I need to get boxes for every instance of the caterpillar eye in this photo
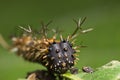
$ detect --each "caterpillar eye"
[56,49,60,53]
[63,47,68,51]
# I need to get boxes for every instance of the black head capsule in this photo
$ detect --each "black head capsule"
[46,40,76,74]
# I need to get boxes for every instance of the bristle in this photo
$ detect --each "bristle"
[54,65,57,68]
[71,39,76,44]
[71,34,78,40]
[64,53,68,57]
[73,46,78,49]
[11,37,17,42]
[58,54,61,58]
[78,18,81,26]
[76,50,80,52]
[60,35,63,41]
[26,47,30,51]
[67,35,70,41]
[50,65,53,69]
[40,49,48,53]
[35,52,41,58]
[51,57,55,60]
[68,60,71,63]
[71,61,74,64]
[42,55,47,59]
[11,47,18,52]
[74,61,77,65]
[73,54,79,57]
[66,58,69,61]
[76,57,80,60]
[53,35,56,40]
[19,26,32,33]
[62,62,66,67]
[45,62,49,66]
[81,28,93,33]
[28,25,32,32]
[57,63,60,66]
[58,60,61,63]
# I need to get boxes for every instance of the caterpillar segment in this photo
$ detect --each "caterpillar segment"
[10,18,90,74]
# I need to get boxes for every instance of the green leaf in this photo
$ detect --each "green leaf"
[63,73,82,80]
[63,60,120,80]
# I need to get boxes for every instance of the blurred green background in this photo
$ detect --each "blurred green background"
[0,0,120,80]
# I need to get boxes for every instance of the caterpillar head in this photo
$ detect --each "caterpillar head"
[46,40,76,74]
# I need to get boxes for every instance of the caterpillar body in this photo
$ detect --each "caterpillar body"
[10,18,92,74]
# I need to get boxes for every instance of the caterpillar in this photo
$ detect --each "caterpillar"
[8,17,92,74]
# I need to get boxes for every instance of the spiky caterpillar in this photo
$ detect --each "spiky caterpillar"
[10,17,92,74]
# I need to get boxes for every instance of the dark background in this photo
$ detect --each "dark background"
[0,0,120,80]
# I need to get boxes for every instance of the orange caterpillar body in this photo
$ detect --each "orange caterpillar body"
[12,33,58,62]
